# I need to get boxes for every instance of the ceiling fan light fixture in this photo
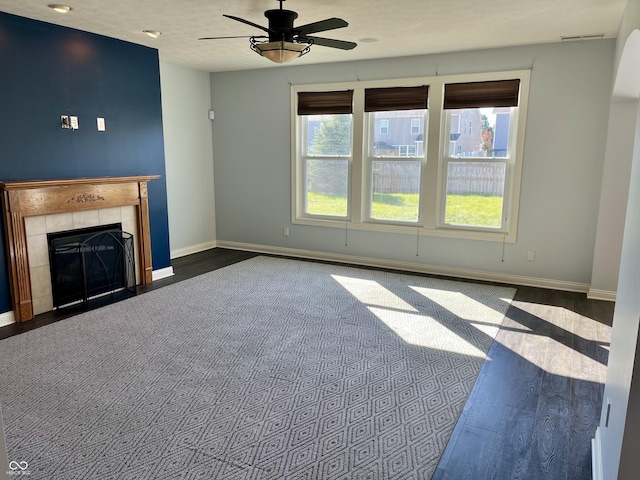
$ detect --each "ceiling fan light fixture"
[48,4,72,14]
[250,38,310,64]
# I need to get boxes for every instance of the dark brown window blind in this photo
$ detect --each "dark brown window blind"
[297,90,354,115]
[364,86,429,112]
[443,79,520,109]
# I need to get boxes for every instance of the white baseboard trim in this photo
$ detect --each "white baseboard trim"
[587,288,617,302]
[152,266,175,281]
[171,241,218,259]
[217,240,591,293]
[0,311,15,328]
[1,269,176,325]
[592,427,603,480]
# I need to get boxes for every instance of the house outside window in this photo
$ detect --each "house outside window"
[369,109,426,222]
[411,118,420,134]
[379,119,389,134]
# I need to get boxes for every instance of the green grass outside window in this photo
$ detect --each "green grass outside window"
[306,192,503,228]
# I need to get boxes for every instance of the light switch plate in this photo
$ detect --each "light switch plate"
[70,116,79,130]
[97,117,106,131]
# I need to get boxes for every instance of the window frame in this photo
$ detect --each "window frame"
[298,112,354,221]
[291,70,530,243]
[439,106,517,233]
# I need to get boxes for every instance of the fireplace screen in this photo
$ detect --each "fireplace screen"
[48,224,136,309]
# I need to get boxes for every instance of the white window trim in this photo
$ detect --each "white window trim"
[291,70,530,243]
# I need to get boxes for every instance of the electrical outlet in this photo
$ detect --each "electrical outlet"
[97,117,106,131]
[70,116,79,130]
[527,250,535,261]
[284,227,290,237]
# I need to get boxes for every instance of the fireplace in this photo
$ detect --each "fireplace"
[48,223,136,310]
[1,176,159,321]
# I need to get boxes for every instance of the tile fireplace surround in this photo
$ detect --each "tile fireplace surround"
[1,176,159,322]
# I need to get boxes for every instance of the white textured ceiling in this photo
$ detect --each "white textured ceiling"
[0,0,627,72]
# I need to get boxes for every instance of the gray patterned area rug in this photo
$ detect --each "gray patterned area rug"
[0,256,515,479]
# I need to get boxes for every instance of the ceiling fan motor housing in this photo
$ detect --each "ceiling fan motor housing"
[265,9,298,42]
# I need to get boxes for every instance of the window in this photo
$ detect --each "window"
[292,71,529,242]
[411,118,421,134]
[297,90,353,218]
[441,79,520,230]
[379,119,389,134]
[397,145,418,157]
[365,86,428,224]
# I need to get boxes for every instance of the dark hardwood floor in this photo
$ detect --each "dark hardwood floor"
[0,248,614,479]
[434,286,613,479]
[0,248,259,341]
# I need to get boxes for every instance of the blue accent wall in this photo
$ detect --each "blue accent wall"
[0,12,171,314]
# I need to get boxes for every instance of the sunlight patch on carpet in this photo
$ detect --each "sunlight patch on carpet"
[367,306,487,357]
[409,285,511,324]
[331,275,418,312]
[334,273,516,358]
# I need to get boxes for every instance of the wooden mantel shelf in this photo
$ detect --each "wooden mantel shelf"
[1,175,160,322]
[0,175,160,190]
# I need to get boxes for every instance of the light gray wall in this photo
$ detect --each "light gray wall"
[590,100,635,293]
[160,61,216,258]
[211,41,613,286]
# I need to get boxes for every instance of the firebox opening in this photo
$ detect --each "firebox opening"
[47,223,136,311]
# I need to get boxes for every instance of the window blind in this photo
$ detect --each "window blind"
[443,79,520,109]
[297,90,354,115]
[364,86,429,112]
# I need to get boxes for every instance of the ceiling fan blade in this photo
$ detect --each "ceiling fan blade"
[198,35,254,40]
[295,18,348,35]
[299,35,357,50]
[223,14,274,34]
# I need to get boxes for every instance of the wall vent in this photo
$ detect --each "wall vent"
[561,34,605,42]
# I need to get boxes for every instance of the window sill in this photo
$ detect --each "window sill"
[293,217,516,243]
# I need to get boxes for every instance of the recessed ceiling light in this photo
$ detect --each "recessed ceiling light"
[143,30,162,39]
[359,37,379,43]
[48,4,72,14]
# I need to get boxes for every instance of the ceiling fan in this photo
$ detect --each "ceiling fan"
[199,0,357,64]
